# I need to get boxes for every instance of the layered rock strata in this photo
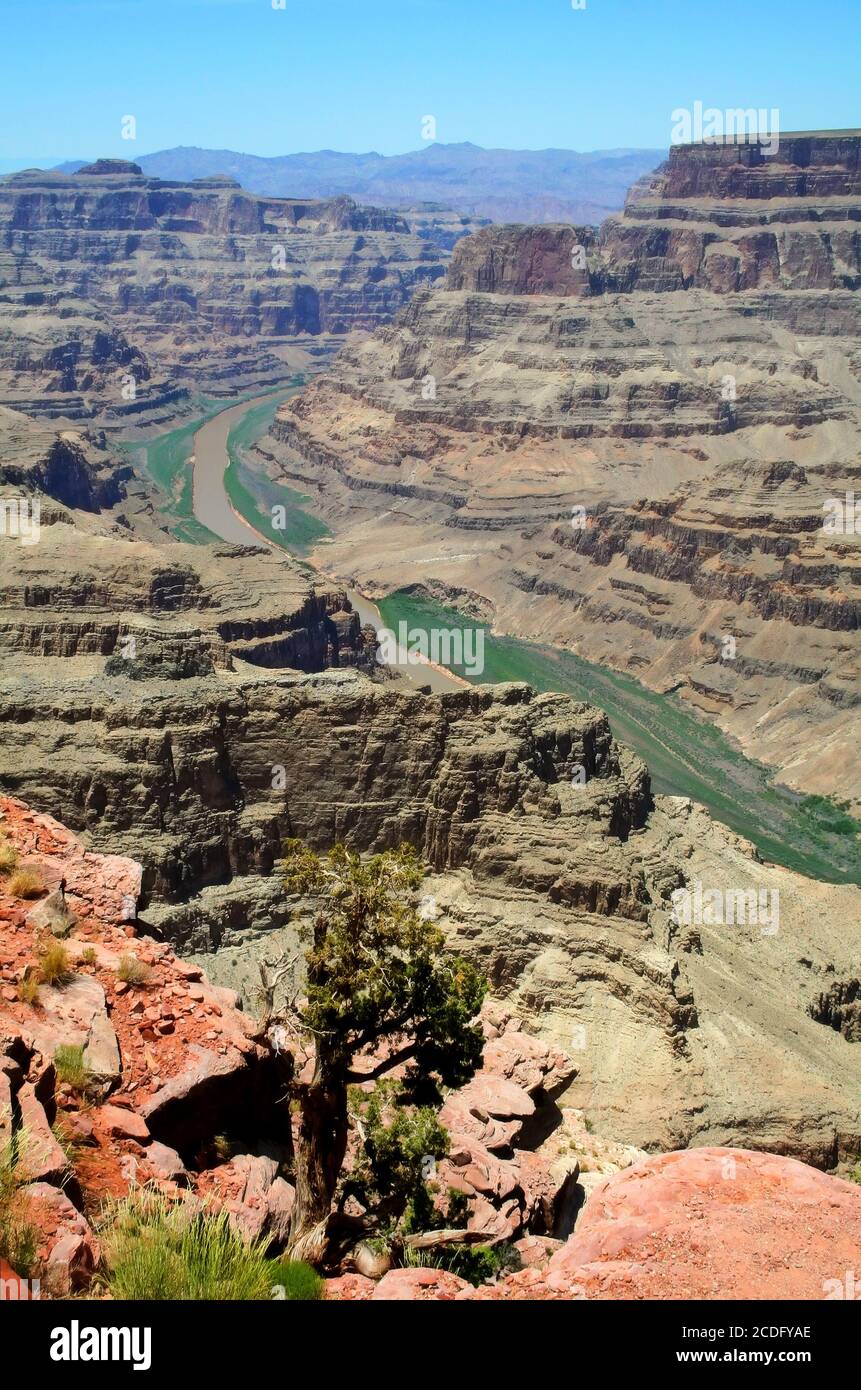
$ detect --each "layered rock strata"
[0,165,448,420]
[268,133,861,806]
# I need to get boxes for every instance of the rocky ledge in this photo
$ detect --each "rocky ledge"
[2,795,859,1302]
[266,132,861,803]
[0,167,449,420]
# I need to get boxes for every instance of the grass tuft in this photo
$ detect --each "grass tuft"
[53,1044,90,1093]
[18,974,40,1006]
[38,941,72,988]
[7,869,45,900]
[0,1130,39,1278]
[116,955,152,987]
[99,1188,323,1301]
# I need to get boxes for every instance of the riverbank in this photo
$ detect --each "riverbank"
[135,391,861,884]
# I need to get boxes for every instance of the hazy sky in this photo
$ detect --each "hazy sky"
[0,0,857,165]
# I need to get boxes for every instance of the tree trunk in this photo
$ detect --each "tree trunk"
[289,1073,348,1259]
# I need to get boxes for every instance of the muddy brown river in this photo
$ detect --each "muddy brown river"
[191,394,461,694]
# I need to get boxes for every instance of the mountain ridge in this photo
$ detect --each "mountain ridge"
[51,142,666,224]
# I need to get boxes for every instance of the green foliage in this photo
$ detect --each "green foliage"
[800,795,861,838]
[0,1130,39,1278]
[267,1257,325,1301]
[53,1044,90,1093]
[350,1081,452,1233]
[401,1241,516,1287]
[848,1163,861,1185]
[100,1189,307,1301]
[116,954,151,987]
[282,840,486,1088]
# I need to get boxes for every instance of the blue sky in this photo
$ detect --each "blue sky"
[0,0,857,166]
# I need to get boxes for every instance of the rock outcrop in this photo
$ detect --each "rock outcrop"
[0,166,448,420]
[268,132,861,807]
[332,1146,861,1301]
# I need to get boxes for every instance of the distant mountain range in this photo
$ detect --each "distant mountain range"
[53,142,665,224]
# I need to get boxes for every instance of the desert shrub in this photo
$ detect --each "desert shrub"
[848,1164,861,1185]
[116,955,151,987]
[0,1132,39,1278]
[0,836,18,875]
[267,1257,325,1301]
[53,1044,90,1093]
[349,1081,452,1235]
[100,1189,295,1301]
[7,869,44,900]
[400,1240,514,1286]
[80,946,97,967]
[17,975,40,1006]
[38,941,71,987]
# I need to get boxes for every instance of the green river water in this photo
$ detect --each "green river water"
[130,398,861,887]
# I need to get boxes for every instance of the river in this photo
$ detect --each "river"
[135,390,860,885]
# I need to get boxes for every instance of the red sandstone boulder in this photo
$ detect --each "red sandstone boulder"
[546,1148,861,1301]
[372,1267,472,1300]
[96,1103,151,1143]
[21,1182,100,1294]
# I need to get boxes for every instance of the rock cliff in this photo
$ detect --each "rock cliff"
[0,166,448,420]
[267,133,861,806]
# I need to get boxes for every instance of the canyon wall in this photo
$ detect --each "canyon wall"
[268,133,861,807]
[0,162,450,421]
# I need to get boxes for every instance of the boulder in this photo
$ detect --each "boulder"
[481,1030,575,1100]
[96,1103,150,1142]
[547,1148,861,1300]
[26,888,77,938]
[21,1182,100,1293]
[28,974,120,1092]
[142,1140,188,1184]
[16,1084,67,1184]
[372,1267,472,1301]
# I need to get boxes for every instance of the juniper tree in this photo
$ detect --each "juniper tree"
[277,841,486,1257]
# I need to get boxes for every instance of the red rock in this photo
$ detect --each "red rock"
[21,1182,100,1292]
[97,1104,150,1142]
[174,962,203,982]
[547,1148,861,1301]
[0,1257,33,1299]
[17,1084,67,1184]
[372,1267,472,1301]
[142,1140,187,1184]
[46,1232,97,1295]
[514,1234,563,1268]
[326,1273,374,1301]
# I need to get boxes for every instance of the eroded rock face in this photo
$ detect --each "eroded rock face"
[542,1147,861,1301]
[332,1147,861,1301]
[0,646,859,1164]
[267,133,861,806]
[0,167,448,420]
